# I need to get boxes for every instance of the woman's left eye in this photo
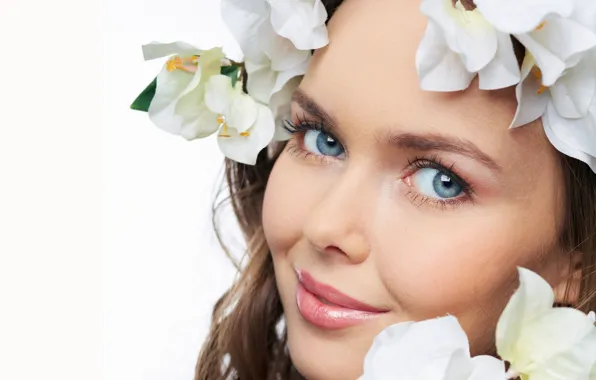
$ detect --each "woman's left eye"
[409,168,465,200]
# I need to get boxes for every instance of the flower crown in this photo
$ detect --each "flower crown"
[131,0,596,378]
[132,0,596,172]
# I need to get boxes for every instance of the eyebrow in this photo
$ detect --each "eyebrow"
[291,89,502,172]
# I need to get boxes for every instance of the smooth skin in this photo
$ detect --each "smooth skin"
[262,0,577,379]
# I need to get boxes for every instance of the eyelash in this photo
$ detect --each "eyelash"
[403,155,475,210]
[283,118,476,210]
[283,116,341,164]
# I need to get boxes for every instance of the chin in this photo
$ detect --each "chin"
[285,315,367,380]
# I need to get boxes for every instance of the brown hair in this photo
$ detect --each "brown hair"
[195,1,596,379]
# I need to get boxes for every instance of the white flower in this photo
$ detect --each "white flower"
[268,0,329,51]
[361,316,505,380]
[511,53,596,172]
[204,75,275,165]
[221,0,327,119]
[475,0,596,87]
[142,42,225,140]
[246,60,307,140]
[221,0,328,70]
[416,0,521,91]
[496,267,596,380]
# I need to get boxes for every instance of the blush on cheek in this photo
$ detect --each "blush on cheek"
[372,213,523,317]
[262,154,313,256]
[262,152,342,257]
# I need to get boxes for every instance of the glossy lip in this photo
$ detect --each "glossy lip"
[295,269,388,330]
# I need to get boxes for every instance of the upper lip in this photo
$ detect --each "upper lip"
[296,269,389,313]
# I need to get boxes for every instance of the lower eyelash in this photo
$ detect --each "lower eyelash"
[285,138,335,165]
[403,155,475,210]
[404,188,473,211]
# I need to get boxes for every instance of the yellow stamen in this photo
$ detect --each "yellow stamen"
[535,21,547,31]
[218,116,231,137]
[536,85,548,95]
[166,56,183,72]
[166,56,199,73]
[531,66,543,80]
[239,131,250,137]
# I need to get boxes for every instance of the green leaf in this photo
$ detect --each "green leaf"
[130,77,157,112]
[220,65,240,88]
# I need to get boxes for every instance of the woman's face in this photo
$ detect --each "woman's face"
[262,0,571,379]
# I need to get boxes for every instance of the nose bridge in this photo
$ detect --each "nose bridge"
[303,163,373,263]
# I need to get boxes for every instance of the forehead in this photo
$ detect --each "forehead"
[299,0,556,172]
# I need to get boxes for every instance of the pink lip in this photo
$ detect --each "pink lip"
[295,270,388,330]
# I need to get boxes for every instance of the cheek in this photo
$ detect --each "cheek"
[262,151,337,256]
[371,203,558,349]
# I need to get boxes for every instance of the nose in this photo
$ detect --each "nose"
[302,166,371,264]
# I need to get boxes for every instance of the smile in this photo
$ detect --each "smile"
[295,269,388,330]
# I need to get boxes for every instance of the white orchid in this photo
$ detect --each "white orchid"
[267,0,329,51]
[417,0,596,93]
[475,0,596,88]
[510,52,596,172]
[221,0,327,109]
[496,267,596,380]
[204,75,275,165]
[416,0,521,91]
[361,316,505,380]
[246,60,306,140]
[221,0,328,69]
[142,42,225,140]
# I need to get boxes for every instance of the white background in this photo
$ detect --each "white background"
[1,0,242,379]
[104,0,242,379]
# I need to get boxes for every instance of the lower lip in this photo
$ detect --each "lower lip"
[296,283,384,330]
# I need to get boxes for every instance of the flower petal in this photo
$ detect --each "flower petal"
[422,0,498,72]
[515,33,566,87]
[416,20,475,92]
[246,61,277,104]
[226,93,258,133]
[205,75,234,115]
[572,0,596,30]
[510,55,550,128]
[179,104,220,140]
[543,107,596,172]
[178,48,224,99]
[528,18,596,71]
[514,309,596,377]
[468,356,506,380]
[363,316,472,379]
[478,32,521,90]
[271,76,302,141]
[496,268,555,364]
[550,55,596,119]
[474,0,574,34]
[142,41,201,61]
[545,101,596,160]
[362,322,415,379]
[148,59,198,135]
[217,103,275,165]
[267,0,329,50]
[267,35,311,72]
[529,329,596,380]
[220,0,271,64]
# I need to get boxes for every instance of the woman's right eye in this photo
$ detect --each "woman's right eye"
[302,129,346,158]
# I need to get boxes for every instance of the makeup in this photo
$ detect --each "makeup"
[295,270,388,330]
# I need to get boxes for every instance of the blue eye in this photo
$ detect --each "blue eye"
[412,168,464,199]
[303,130,345,158]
